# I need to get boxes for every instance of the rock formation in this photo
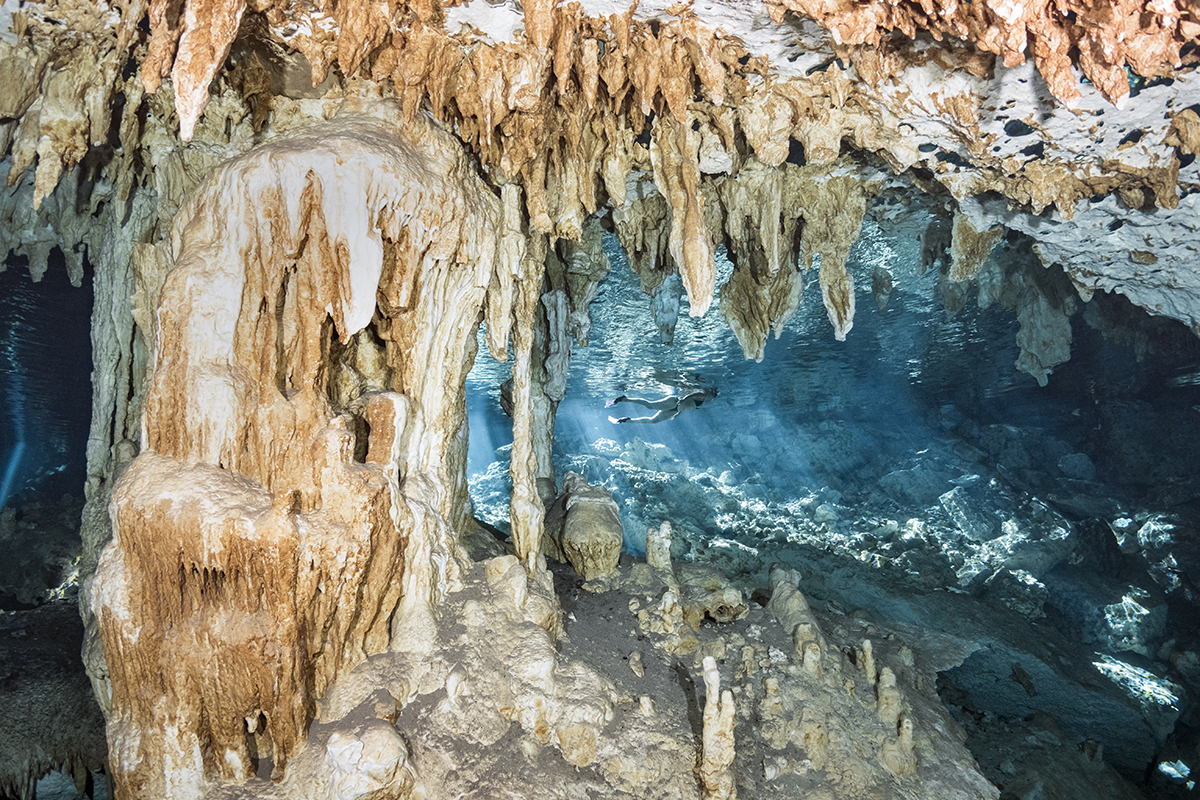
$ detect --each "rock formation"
[1,0,1199,796]
[91,96,523,799]
[700,655,736,800]
[543,471,624,580]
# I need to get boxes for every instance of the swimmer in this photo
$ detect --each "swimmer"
[606,386,718,424]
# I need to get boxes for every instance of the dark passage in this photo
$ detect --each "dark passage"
[0,253,93,509]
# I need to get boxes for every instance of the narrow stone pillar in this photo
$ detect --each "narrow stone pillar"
[510,225,549,566]
[700,656,737,800]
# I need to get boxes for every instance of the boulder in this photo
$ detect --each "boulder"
[544,472,623,580]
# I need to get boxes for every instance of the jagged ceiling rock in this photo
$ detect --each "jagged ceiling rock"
[2,0,1198,346]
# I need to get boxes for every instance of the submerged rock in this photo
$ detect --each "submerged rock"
[544,472,624,581]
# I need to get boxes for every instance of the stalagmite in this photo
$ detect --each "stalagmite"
[325,723,415,800]
[700,656,737,800]
[767,566,828,657]
[802,641,824,678]
[880,714,918,777]
[542,472,623,580]
[876,667,903,730]
[646,520,673,574]
[861,639,877,686]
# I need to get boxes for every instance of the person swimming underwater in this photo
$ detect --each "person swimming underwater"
[606,386,718,424]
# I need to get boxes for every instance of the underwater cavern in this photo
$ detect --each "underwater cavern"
[2,0,1200,798]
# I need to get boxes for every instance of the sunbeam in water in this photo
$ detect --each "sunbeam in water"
[464,216,1034,553]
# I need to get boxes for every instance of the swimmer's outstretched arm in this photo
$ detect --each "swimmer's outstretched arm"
[605,393,678,411]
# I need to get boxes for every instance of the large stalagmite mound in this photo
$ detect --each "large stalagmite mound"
[90,96,527,799]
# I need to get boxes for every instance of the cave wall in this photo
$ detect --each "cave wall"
[90,96,528,799]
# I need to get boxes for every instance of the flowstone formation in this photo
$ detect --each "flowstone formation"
[90,98,533,799]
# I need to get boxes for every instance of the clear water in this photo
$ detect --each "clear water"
[464,213,1122,547]
[0,256,94,509]
[463,207,1200,789]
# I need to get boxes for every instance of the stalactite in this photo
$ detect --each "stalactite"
[948,214,1004,283]
[804,173,875,341]
[1,8,1199,800]
[651,115,716,317]
[171,0,246,140]
[559,216,612,348]
[614,187,673,294]
[711,161,877,354]
[712,158,806,361]
[766,0,1197,106]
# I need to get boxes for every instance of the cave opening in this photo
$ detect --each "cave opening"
[0,251,94,612]
[463,204,1200,795]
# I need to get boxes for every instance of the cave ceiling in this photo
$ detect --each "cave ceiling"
[1,0,1199,343]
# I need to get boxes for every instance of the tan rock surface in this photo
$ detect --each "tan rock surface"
[700,655,737,800]
[91,97,521,799]
[544,472,624,580]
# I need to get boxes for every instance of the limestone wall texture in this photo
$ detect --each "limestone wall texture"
[90,98,523,799]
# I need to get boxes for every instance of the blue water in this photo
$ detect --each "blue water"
[0,256,93,508]
[465,212,1200,549]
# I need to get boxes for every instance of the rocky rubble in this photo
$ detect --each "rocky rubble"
[0,604,108,800]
